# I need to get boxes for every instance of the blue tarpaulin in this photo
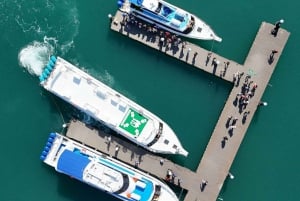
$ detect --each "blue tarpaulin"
[57,150,90,181]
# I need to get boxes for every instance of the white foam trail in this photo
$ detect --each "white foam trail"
[18,41,54,76]
[60,40,74,55]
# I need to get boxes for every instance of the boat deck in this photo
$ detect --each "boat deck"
[64,10,290,201]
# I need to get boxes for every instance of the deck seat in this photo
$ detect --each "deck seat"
[131,193,141,201]
[136,180,146,189]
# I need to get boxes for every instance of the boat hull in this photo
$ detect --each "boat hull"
[39,56,188,156]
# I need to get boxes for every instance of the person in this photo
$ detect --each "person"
[200,179,208,191]
[134,161,139,168]
[178,178,181,186]
[205,52,212,66]
[107,136,111,143]
[270,50,278,60]
[115,145,119,152]
[271,19,284,36]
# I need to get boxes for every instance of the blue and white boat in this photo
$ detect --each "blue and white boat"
[40,133,179,201]
[118,0,222,42]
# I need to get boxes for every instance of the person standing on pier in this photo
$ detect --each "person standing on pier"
[205,52,212,66]
[268,50,278,64]
[200,179,208,192]
[271,19,284,37]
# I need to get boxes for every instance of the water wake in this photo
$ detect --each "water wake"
[18,41,54,76]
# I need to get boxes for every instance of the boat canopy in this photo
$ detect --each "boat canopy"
[57,150,90,181]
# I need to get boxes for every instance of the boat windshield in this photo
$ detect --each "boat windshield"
[183,16,195,34]
[114,174,130,194]
[160,5,174,18]
[147,122,163,147]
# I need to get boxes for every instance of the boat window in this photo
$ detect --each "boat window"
[95,88,107,99]
[183,16,195,34]
[114,174,130,194]
[118,102,127,112]
[162,6,173,17]
[111,97,118,106]
[175,14,184,22]
[73,75,81,84]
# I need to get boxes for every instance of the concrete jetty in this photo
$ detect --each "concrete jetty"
[64,11,290,201]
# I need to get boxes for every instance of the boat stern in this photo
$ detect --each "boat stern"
[39,55,58,85]
[40,132,64,167]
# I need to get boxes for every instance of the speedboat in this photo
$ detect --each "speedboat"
[39,56,188,156]
[40,133,179,201]
[118,0,222,42]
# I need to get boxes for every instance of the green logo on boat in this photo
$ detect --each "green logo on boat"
[119,108,148,136]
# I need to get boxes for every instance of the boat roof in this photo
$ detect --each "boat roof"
[57,149,124,192]
[57,149,90,181]
[42,57,158,144]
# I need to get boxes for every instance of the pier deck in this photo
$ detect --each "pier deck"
[64,11,290,201]
[67,120,198,192]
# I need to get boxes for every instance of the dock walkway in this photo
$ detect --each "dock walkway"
[65,11,289,201]
[110,11,243,83]
[66,120,197,191]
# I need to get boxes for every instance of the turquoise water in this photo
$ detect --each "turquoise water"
[0,0,299,200]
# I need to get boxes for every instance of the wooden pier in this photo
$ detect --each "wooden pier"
[66,120,198,192]
[66,11,289,201]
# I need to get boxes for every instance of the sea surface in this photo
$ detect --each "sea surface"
[0,0,299,201]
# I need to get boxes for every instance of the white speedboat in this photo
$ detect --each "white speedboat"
[118,0,222,42]
[40,133,179,201]
[39,56,188,156]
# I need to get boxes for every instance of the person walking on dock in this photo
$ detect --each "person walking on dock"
[221,136,229,148]
[192,51,198,65]
[271,19,284,37]
[200,179,208,192]
[205,52,212,66]
[231,117,238,126]
[177,178,182,186]
[226,116,232,128]
[268,50,278,64]
[134,161,139,168]
[211,57,216,67]
[193,52,198,60]
[222,61,230,77]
